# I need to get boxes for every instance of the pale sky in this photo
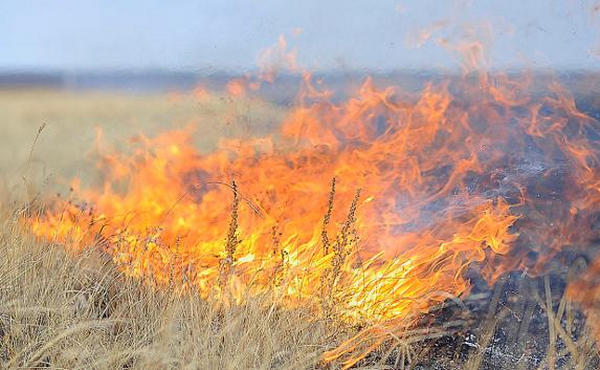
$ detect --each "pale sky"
[1,0,599,72]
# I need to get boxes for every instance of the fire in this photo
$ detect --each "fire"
[27,69,600,365]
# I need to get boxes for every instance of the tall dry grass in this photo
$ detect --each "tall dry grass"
[0,207,345,369]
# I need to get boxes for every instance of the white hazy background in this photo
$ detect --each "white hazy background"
[1,0,600,72]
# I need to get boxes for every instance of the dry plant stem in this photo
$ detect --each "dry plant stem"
[24,123,46,176]
[22,123,46,205]
[219,180,240,291]
[271,224,287,287]
[465,275,507,370]
[321,177,335,256]
[544,275,556,370]
[331,188,361,288]
[537,273,593,370]
[322,188,361,320]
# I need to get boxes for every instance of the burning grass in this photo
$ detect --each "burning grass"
[1,74,600,368]
[1,192,599,369]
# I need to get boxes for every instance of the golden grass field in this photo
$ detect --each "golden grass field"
[0,89,598,369]
[0,89,284,189]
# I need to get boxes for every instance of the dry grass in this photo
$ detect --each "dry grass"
[0,209,341,369]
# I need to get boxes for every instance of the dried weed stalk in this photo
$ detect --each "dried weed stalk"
[322,187,361,320]
[218,180,241,290]
[321,177,336,256]
[271,224,288,287]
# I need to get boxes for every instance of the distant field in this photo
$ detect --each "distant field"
[0,89,284,195]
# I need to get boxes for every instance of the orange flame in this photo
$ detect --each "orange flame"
[28,70,600,364]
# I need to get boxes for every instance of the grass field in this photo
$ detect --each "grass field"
[0,89,284,192]
[0,88,599,369]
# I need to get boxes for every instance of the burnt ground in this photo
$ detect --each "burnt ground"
[354,250,600,369]
[403,98,600,369]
